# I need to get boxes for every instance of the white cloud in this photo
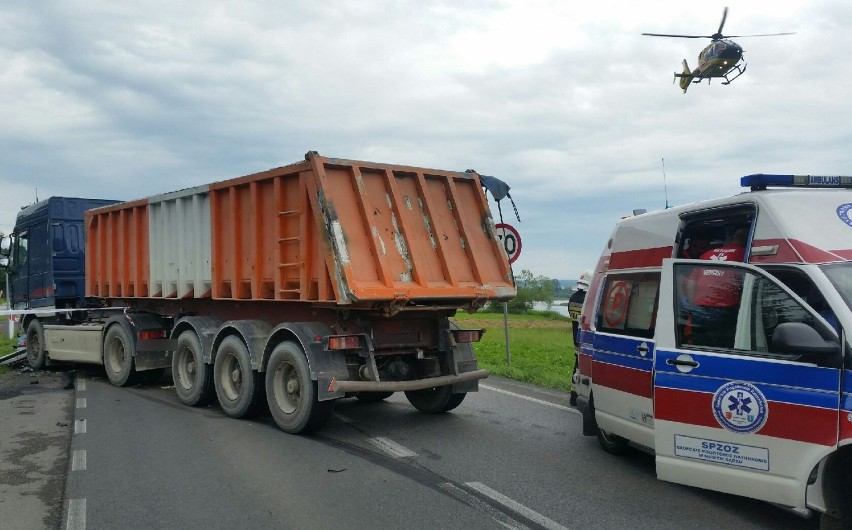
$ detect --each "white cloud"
[1,0,850,280]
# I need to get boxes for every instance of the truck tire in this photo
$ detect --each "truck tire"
[173,331,214,406]
[103,325,137,387]
[355,392,394,403]
[26,319,47,370]
[596,427,630,455]
[265,341,334,434]
[405,386,465,413]
[213,336,260,418]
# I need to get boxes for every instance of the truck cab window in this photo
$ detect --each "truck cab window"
[14,231,28,270]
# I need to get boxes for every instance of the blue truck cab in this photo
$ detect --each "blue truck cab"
[4,197,118,311]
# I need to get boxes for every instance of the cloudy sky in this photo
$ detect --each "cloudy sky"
[2,1,850,281]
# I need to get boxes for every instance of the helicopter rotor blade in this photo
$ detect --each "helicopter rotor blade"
[723,32,797,38]
[717,7,728,35]
[641,33,712,39]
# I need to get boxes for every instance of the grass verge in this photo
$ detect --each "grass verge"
[0,297,15,359]
[453,310,575,391]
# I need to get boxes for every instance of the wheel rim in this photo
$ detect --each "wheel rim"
[27,331,40,363]
[273,360,299,414]
[219,352,242,401]
[176,347,197,391]
[107,337,125,374]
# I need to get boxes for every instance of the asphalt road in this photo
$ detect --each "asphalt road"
[64,371,816,530]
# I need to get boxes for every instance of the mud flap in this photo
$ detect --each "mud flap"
[135,350,172,371]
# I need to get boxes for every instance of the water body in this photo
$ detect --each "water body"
[533,300,570,317]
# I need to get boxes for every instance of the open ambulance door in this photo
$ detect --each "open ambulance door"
[653,258,842,510]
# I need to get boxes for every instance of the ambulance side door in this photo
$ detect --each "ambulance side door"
[653,259,841,509]
[591,271,660,449]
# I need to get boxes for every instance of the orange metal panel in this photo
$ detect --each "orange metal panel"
[84,154,514,306]
[85,200,149,298]
[209,160,338,302]
[307,154,515,303]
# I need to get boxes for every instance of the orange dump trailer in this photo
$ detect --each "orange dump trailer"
[20,152,516,434]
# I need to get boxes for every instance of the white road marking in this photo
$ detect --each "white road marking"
[465,482,569,530]
[74,419,86,434]
[76,376,86,392]
[71,450,87,471]
[441,483,527,529]
[66,498,86,530]
[480,385,579,415]
[368,436,417,458]
[76,398,87,409]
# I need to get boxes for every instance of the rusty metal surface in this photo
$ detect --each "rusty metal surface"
[85,153,516,308]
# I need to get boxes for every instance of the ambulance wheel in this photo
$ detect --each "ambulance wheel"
[103,325,138,387]
[405,386,463,413]
[596,427,630,455]
[26,319,47,370]
[213,336,261,418]
[173,331,214,406]
[355,392,394,403]
[265,341,334,434]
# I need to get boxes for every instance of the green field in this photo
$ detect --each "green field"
[453,310,575,391]
[0,298,12,374]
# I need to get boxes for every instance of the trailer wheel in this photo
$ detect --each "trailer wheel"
[26,319,47,370]
[213,336,260,418]
[405,386,465,414]
[103,325,137,387]
[265,341,334,434]
[596,428,630,455]
[355,392,394,403]
[173,331,213,406]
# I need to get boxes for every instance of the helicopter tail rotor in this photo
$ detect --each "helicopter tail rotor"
[674,59,694,93]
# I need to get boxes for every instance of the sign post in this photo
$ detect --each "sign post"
[495,223,522,368]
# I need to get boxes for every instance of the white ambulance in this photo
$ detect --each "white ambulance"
[574,174,852,525]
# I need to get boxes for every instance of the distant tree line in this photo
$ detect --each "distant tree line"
[485,269,572,312]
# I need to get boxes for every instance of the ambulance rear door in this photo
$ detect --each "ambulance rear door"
[590,271,660,449]
[653,258,842,509]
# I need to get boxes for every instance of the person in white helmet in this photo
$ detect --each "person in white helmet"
[568,269,592,406]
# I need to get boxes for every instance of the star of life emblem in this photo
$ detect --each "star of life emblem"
[712,381,768,434]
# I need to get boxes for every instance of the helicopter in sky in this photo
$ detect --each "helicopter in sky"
[642,7,795,93]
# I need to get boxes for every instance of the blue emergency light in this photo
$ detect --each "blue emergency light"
[742,174,852,190]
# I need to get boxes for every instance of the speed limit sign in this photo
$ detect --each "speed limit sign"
[495,223,522,264]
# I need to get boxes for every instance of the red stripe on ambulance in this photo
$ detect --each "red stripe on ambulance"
[592,360,652,398]
[655,387,837,446]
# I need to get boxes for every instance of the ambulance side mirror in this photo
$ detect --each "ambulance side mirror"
[771,322,840,357]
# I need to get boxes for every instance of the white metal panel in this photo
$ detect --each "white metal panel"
[148,186,212,298]
[45,324,104,364]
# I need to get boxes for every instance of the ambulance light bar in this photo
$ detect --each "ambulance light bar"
[742,174,852,190]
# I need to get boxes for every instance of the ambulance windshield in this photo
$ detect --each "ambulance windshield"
[822,263,852,312]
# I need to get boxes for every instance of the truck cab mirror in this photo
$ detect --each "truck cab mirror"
[0,236,10,257]
[0,256,7,268]
[771,321,840,357]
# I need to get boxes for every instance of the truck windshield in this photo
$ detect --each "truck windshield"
[822,263,852,312]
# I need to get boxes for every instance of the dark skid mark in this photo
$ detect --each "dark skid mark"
[312,434,553,530]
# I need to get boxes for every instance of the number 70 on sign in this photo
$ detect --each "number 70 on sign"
[494,223,521,264]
